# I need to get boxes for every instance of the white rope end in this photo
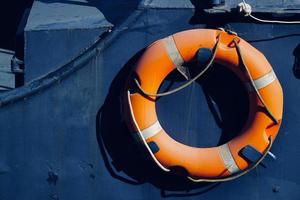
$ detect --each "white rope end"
[238,2,252,16]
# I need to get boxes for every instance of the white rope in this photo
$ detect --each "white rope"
[238,0,300,24]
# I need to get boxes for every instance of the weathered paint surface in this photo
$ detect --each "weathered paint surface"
[0,1,300,200]
[24,0,113,82]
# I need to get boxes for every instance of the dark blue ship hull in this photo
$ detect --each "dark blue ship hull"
[0,0,299,199]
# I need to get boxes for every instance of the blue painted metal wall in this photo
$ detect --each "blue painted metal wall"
[0,1,300,200]
[24,0,113,82]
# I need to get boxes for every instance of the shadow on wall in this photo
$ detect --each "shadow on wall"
[293,44,300,79]
[189,0,242,27]
[95,45,249,197]
[0,0,33,50]
[187,62,249,146]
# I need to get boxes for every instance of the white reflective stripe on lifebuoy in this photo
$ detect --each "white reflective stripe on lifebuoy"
[254,70,277,89]
[127,91,170,172]
[219,143,240,174]
[140,121,162,140]
[245,70,277,91]
[164,36,184,67]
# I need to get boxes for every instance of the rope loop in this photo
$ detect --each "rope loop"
[133,34,221,97]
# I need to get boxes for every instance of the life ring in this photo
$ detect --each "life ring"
[125,29,283,182]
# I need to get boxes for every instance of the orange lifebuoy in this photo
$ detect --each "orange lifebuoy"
[125,29,283,181]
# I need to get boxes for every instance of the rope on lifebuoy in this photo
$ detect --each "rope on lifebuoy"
[134,34,221,97]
